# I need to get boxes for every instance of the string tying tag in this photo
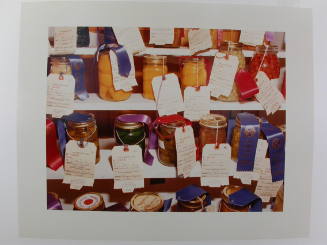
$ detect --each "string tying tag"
[182,125,186,133]
[162,56,166,80]
[59,72,64,80]
[224,41,231,60]
[123,144,129,152]
[214,120,219,149]
[255,43,269,78]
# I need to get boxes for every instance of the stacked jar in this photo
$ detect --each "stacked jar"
[180,57,207,91]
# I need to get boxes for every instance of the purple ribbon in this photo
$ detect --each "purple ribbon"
[260,119,285,182]
[47,193,63,210]
[115,114,156,165]
[237,113,260,171]
[227,119,235,145]
[176,185,211,207]
[228,188,262,212]
[265,32,275,42]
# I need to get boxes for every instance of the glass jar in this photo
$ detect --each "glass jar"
[217,30,241,47]
[114,116,146,154]
[177,193,208,212]
[65,113,100,163]
[180,57,207,90]
[142,55,168,100]
[98,45,132,101]
[73,192,105,211]
[49,57,72,75]
[219,186,250,212]
[139,27,181,48]
[249,45,280,80]
[199,114,227,153]
[214,42,245,102]
[130,192,164,212]
[272,183,284,212]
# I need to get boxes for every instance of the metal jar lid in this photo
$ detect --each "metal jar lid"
[143,55,167,65]
[178,193,207,210]
[73,192,104,211]
[65,113,96,129]
[115,115,144,130]
[199,114,227,129]
[130,192,164,212]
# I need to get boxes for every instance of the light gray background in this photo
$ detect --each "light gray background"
[1,0,326,244]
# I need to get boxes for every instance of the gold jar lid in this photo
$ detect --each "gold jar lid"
[160,120,185,130]
[74,192,104,211]
[143,55,167,65]
[178,193,207,209]
[199,114,227,129]
[115,115,144,130]
[49,56,70,65]
[220,41,243,52]
[221,185,243,204]
[130,192,164,212]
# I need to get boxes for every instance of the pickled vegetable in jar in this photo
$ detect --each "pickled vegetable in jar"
[180,57,207,90]
[114,116,146,154]
[98,45,132,101]
[65,112,100,163]
[249,45,280,80]
[199,114,227,154]
[214,42,245,102]
[142,55,168,100]
[49,57,72,75]
[219,186,250,212]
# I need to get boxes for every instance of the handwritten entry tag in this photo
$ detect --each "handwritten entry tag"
[112,145,144,193]
[113,27,145,53]
[175,126,196,178]
[188,29,212,55]
[184,86,210,121]
[63,140,96,190]
[149,28,174,45]
[54,27,77,54]
[201,144,232,187]
[255,71,285,115]
[239,30,265,46]
[209,53,239,98]
[46,73,75,118]
[152,73,184,116]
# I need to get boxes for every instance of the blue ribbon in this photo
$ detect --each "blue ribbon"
[237,113,260,171]
[228,188,262,212]
[67,55,89,101]
[104,27,118,45]
[77,27,90,47]
[62,112,93,123]
[227,119,235,145]
[260,120,285,182]
[54,119,67,157]
[162,198,172,212]
[176,185,211,206]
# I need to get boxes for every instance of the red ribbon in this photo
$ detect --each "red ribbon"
[46,119,64,171]
[235,69,259,100]
[281,72,286,98]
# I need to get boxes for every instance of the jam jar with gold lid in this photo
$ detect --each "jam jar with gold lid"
[73,192,105,211]
[65,112,100,163]
[49,56,72,75]
[142,55,168,100]
[130,192,164,212]
[177,192,208,212]
[199,114,227,154]
[180,57,207,91]
[219,186,250,212]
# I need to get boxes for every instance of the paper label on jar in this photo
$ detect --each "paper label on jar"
[239,30,265,46]
[158,139,165,150]
[112,145,144,193]
[188,29,212,55]
[175,126,196,178]
[201,144,232,187]
[54,27,77,54]
[149,28,174,45]
[255,158,283,202]
[152,73,185,116]
[110,51,137,92]
[113,27,145,53]
[184,86,210,121]
[46,73,75,118]
[209,53,239,98]
[63,140,96,190]
[255,71,285,115]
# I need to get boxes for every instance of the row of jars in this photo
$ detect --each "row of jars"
[62,112,285,167]
[49,184,283,212]
[49,27,285,51]
[49,42,282,102]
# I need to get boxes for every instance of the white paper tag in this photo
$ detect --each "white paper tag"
[46,73,75,118]
[255,71,285,115]
[209,53,239,98]
[110,51,137,92]
[255,158,283,202]
[54,27,77,54]
[239,30,265,46]
[149,28,174,45]
[201,144,232,187]
[112,145,144,193]
[184,86,210,121]
[175,126,196,178]
[113,27,145,53]
[152,73,185,116]
[188,29,212,55]
[63,140,96,190]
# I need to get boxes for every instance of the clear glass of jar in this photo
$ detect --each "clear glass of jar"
[98,44,132,101]
[49,57,72,75]
[249,45,280,80]
[219,186,250,212]
[213,42,245,102]
[142,55,168,100]
[199,114,227,154]
[180,57,207,91]
[65,113,100,163]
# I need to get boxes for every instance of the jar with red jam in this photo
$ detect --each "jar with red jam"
[249,45,280,80]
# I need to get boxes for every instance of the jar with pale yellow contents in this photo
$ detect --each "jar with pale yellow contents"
[49,57,72,75]
[180,57,207,90]
[142,55,168,100]
[213,42,245,102]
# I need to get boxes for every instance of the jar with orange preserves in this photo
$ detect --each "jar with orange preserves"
[180,57,207,90]
[142,55,168,100]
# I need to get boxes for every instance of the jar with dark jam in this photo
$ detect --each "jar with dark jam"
[219,186,250,212]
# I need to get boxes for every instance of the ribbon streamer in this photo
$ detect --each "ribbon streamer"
[54,119,67,158]
[47,193,63,210]
[228,188,262,212]
[176,185,211,207]
[77,27,90,47]
[46,119,64,171]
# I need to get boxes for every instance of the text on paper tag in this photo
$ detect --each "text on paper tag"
[113,27,145,53]
[188,29,212,55]
[149,28,174,45]
[54,27,77,54]
[239,30,265,46]
[184,86,210,121]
